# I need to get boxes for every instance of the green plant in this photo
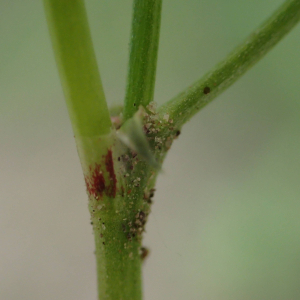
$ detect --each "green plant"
[42,0,300,299]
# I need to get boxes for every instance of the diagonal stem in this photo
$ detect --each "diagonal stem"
[158,0,300,129]
[123,0,163,121]
[44,0,111,138]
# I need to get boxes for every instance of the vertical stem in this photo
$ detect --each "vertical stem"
[43,0,111,138]
[76,134,152,300]
[92,212,143,300]
[124,0,163,121]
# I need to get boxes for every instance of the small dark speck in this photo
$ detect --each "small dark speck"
[133,103,136,106]
[103,242,105,245]
[203,86,210,94]
[118,157,121,161]
[175,130,181,137]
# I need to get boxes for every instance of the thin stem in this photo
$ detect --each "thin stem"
[158,0,300,128]
[123,0,162,121]
[43,0,111,137]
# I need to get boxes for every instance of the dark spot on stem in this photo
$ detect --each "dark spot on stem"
[149,188,156,198]
[138,211,146,225]
[140,247,149,260]
[203,86,211,94]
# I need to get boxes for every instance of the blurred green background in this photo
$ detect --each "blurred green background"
[1,0,300,299]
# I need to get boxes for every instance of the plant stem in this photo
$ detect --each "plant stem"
[124,0,162,121]
[91,199,143,300]
[43,0,111,138]
[76,133,155,300]
[158,0,300,128]
[44,2,144,299]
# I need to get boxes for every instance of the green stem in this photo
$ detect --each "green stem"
[92,204,143,300]
[76,133,155,300]
[43,0,111,138]
[124,0,162,121]
[158,0,300,128]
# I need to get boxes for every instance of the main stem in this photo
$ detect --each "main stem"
[76,135,147,300]
[44,1,144,299]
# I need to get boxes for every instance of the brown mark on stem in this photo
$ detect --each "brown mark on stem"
[105,149,117,198]
[84,149,117,199]
[203,86,211,94]
[85,164,106,199]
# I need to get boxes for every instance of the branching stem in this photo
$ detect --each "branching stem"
[158,0,300,128]
[43,1,300,300]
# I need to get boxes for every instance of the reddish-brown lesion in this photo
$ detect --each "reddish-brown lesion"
[84,149,117,199]
[85,163,106,199]
[105,149,117,198]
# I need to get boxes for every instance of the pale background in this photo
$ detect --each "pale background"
[1,0,300,299]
